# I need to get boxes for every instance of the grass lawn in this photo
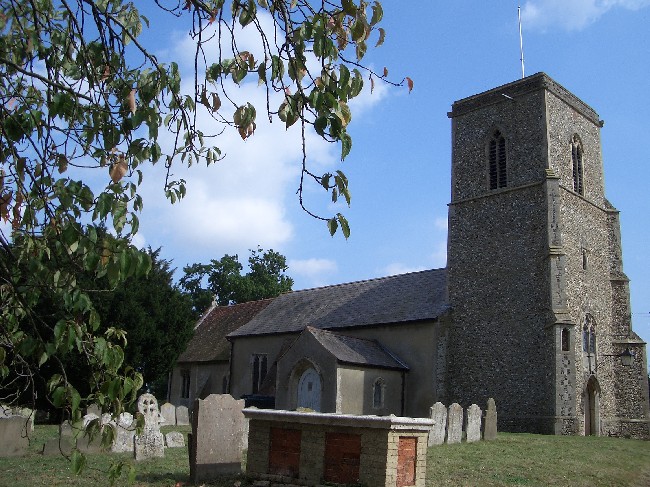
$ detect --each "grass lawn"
[0,425,648,486]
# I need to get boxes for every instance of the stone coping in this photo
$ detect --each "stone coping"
[242,409,433,431]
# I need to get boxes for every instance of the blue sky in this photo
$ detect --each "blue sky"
[127,2,650,349]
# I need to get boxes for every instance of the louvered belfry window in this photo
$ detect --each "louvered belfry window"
[489,130,507,190]
[572,134,584,195]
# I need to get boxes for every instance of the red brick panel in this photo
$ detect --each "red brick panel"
[397,437,417,487]
[268,427,301,478]
[323,432,362,484]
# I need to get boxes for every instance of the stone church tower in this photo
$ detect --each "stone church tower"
[446,73,649,437]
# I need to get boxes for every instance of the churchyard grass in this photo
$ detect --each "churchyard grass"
[0,427,649,486]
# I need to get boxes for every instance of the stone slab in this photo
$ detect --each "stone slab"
[160,402,176,426]
[465,404,482,443]
[483,397,498,441]
[0,417,29,457]
[446,403,463,444]
[176,405,190,426]
[428,402,447,446]
[165,431,185,448]
[190,394,246,484]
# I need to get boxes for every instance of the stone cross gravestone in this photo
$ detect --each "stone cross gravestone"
[446,403,463,444]
[483,397,498,441]
[189,394,246,484]
[428,402,447,446]
[134,394,165,460]
[465,404,482,443]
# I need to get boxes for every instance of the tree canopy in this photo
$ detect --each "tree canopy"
[0,0,403,476]
[181,247,293,313]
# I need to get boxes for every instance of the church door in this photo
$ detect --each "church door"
[297,368,321,411]
[584,377,600,436]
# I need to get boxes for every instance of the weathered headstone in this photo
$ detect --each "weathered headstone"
[428,402,447,446]
[446,403,463,444]
[190,394,246,484]
[160,402,176,426]
[111,412,136,453]
[165,431,185,448]
[465,404,482,443]
[483,397,498,441]
[42,422,74,456]
[13,408,35,432]
[176,405,190,426]
[86,403,101,418]
[0,417,29,457]
[134,394,165,460]
[82,412,100,429]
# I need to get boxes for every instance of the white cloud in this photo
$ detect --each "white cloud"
[133,16,392,259]
[521,0,650,31]
[288,258,338,284]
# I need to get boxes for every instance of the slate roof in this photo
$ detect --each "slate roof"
[177,299,273,363]
[229,268,449,337]
[305,327,409,370]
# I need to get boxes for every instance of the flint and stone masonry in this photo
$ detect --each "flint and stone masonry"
[445,73,649,438]
[244,409,432,487]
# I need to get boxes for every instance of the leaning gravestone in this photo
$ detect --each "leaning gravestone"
[0,416,29,457]
[160,402,176,426]
[465,404,482,443]
[428,402,447,446]
[134,394,165,460]
[176,405,190,426]
[483,397,498,441]
[190,394,246,484]
[446,402,463,444]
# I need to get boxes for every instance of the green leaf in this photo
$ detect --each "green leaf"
[71,449,86,475]
[327,217,338,236]
[341,132,352,160]
[337,213,351,239]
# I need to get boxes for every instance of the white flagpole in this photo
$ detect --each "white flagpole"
[518,5,525,78]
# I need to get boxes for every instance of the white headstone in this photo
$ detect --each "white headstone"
[446,403,463,444]
[465,404,482,443]
[428,402,447,446]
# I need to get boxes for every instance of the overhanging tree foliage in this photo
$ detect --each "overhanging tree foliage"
[0,0,404,476]
[181,247,293,313]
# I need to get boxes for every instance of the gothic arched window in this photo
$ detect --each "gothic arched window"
[571,134,584,195]
[488,129,507,190]
[373,378,385,409]
[582,315,596,354]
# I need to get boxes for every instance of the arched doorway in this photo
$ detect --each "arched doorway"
[584,376,600,436]
[297,367,321,411]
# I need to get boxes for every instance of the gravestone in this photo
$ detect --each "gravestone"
[13,408,35,432]
[428,402,447,446]
[483,398,498,441]
[161,402,176,426]
[165,431,185,448]
[0,416,29,457]
[82,412,100,429]
[42,422,74,456]
[190,394,246,484]
[465,404,482,443]
[134,394,165,460]
[446,403,463,444]
[111,412,136,453]
[176,405,190,426]
[86,404,101,418]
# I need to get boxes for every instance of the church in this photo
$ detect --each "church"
[170,73,650,439]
